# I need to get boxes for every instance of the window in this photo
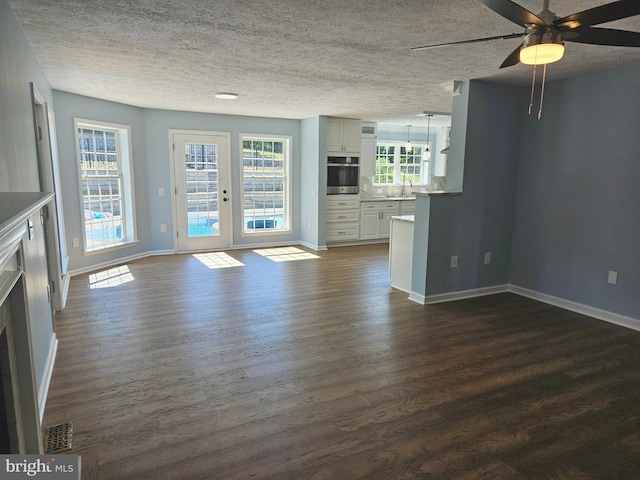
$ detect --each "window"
[75,119,136,252]
[374,143,429,185]
[241,135,291,234]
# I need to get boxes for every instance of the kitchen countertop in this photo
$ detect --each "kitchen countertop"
[390,215,415,223]
[413,190,462,197]
[358,196,416,201]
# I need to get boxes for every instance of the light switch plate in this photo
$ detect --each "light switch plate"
[450,256,458,268]
[608,271,618,285]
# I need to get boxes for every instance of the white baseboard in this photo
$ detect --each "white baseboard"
[38,334,58,422]
[231,240,300,250]
[68,249,174,277]
[408,284,509,305]
[407,291,426,304]
[298,241,328,251]
[67,243,330,278]
[508,285,640,332]
[407,283,640,332]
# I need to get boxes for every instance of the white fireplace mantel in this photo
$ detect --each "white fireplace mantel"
[0,191,54,454]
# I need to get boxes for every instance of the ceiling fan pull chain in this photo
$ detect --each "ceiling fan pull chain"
[538,63,548,120]
[528,64,537,115]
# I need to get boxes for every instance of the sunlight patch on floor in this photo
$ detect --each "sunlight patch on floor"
[193,252,245,269]
[253,246,320,262]
[89,265,134,289]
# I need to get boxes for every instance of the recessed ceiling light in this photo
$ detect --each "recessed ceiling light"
[214,92,239,100]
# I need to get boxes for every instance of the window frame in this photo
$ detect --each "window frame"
[239,133,292,236]
[74,118,138,254]
[373,141,431,186]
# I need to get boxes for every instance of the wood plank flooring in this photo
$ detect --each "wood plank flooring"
[43,244,640,479]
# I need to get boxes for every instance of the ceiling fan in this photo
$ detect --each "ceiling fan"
[412,0,640,68]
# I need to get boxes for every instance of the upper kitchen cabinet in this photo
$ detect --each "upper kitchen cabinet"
[360,122,377,179]
[327,118,361,153]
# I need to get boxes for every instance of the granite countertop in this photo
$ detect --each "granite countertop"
[359,196,416,201]
[413,190,461,197]
[390,215,415,223]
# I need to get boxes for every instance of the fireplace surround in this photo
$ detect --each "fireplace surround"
[0,192,54,453]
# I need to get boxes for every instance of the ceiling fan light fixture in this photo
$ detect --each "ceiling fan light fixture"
[214,92,239,100]
[520,31,565,65]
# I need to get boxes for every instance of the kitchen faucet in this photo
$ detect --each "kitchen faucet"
[401,175,413,197]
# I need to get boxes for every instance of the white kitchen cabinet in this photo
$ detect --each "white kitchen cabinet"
[400,200,416,215]
[327,118,361,153]
[360,136,376,179]
[326,195,360,243]
[360,203,381,240]
[389,216,414,293]
[359,201,399,240]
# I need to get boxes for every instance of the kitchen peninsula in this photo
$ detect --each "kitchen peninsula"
[389,191,461,301]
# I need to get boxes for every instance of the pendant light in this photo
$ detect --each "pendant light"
[405,125,412,151]
[422,114,432,162]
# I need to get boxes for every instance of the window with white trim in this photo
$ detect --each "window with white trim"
[374,143,430,185]
[241,135,291,234]
[75,119,136,252]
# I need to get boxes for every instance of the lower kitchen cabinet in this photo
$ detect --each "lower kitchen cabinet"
[326,195,360,242]
[359,201,400,240]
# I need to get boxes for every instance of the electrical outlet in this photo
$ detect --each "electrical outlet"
[450,256,458,268]
[608,271,618,285]
[160,224,167,233]
[484,252,492,265]
[158,187,165,196]
[72,237,79,248]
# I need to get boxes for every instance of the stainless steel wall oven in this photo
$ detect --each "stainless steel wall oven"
[327,156,359,194]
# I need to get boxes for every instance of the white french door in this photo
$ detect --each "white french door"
[172,132,231,252]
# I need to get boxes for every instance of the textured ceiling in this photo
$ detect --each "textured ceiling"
[9,0,640,126]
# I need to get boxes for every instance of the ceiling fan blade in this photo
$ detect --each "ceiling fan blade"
[565,27,640,47]
[555,1,640,29]
[411,33,523,51]
[499,44,523,68]
[478,0,546,27]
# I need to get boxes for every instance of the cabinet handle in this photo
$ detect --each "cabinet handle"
[338,215,347,219]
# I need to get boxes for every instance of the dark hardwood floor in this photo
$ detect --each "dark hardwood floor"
[44,244,640,479]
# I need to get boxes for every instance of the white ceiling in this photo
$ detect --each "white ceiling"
[9,0,640,126]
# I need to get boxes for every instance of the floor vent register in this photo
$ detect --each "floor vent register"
[44,421,73,453]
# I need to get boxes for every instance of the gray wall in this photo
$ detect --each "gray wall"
[52,91,150,272]
[0,0,53,192]
[142,108,301,250]
[423,80,521,296]
[0,0,55,396]
[510,64,640,319]
[53,91,302,271]
[300,116,324,249]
